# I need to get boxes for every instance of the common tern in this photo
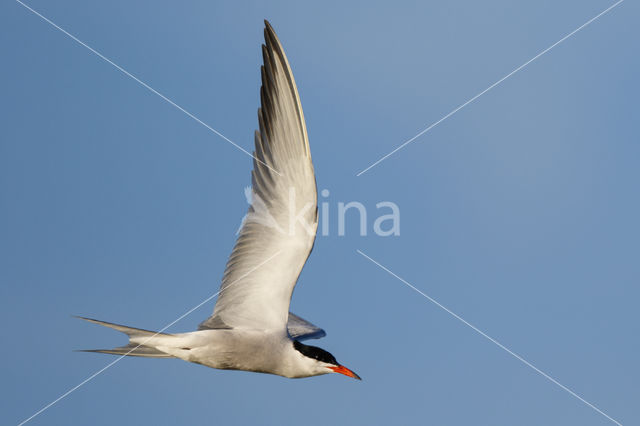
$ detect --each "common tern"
[79,20,360,381]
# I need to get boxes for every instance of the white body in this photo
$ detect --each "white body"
[134,329,328,378]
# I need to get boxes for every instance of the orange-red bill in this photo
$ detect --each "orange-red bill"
[329,365,362,380]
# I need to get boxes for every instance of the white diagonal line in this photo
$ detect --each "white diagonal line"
[356,0,624,176]
[356,249,622,426]
[15,0,282,176]
[17,251,282,426]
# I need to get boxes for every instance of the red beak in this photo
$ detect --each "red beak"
[329,365,362,380]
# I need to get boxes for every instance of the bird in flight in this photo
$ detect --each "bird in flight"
[78,20,360,381]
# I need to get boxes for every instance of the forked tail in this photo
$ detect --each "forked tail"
[76,316,175,358]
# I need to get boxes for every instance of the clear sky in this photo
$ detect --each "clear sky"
[2,1,638,425]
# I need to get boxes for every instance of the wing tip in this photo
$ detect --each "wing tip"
[263,20,281,54]
[264,20,278,42]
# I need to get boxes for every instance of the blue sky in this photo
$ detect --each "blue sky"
[2,1,638,425]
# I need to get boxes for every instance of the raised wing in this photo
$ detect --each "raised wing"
[200,21,317,332]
